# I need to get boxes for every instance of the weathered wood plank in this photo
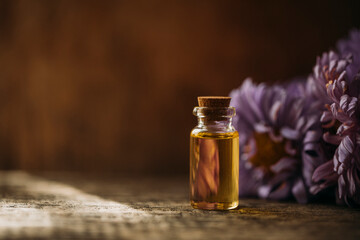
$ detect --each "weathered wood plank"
[0,171,359,240]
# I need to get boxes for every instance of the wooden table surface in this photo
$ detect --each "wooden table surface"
[0,171,359,240]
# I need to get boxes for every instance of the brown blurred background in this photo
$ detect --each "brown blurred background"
[0,0,359,174]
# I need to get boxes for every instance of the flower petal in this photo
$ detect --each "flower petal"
[267,182,292,200]
[303,130,322,144]
[323,132,342,145]
[269,100,282,124]
[312,160,336,182]
[270,157,298,174]
[254,122,271,133]
[320,110,334,123]
[292,178,308,204]
[280,127,301,140]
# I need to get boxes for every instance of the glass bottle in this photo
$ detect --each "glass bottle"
[190,96,239,210]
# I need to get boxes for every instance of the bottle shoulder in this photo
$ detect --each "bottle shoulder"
[190,128,238,139]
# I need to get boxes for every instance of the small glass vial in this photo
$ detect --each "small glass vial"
[190,96,239,210]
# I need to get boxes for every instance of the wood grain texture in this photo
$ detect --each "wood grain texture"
[0,171,359,240]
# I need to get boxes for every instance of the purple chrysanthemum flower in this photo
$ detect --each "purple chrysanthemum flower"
[307,51,352,105]
[309,30,360,206]
[230,78,324,203]
[337,29,360,81]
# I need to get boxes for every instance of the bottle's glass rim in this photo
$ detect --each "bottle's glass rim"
[193,106,236,118]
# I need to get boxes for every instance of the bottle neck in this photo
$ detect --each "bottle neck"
[193,106,236,133]
[197,117,234,132]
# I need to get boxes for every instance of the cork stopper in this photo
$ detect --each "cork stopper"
[198,96,231,107]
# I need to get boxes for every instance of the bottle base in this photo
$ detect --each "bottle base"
[191,200,238,210]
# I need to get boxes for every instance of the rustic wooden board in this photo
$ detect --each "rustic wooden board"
[0,171,359,240]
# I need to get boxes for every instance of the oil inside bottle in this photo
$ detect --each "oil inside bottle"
[190,131,239,210]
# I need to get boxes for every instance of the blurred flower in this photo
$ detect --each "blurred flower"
[309,30,360,206]
[230,78,323,203]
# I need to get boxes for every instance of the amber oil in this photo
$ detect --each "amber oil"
[190,131,239,210]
